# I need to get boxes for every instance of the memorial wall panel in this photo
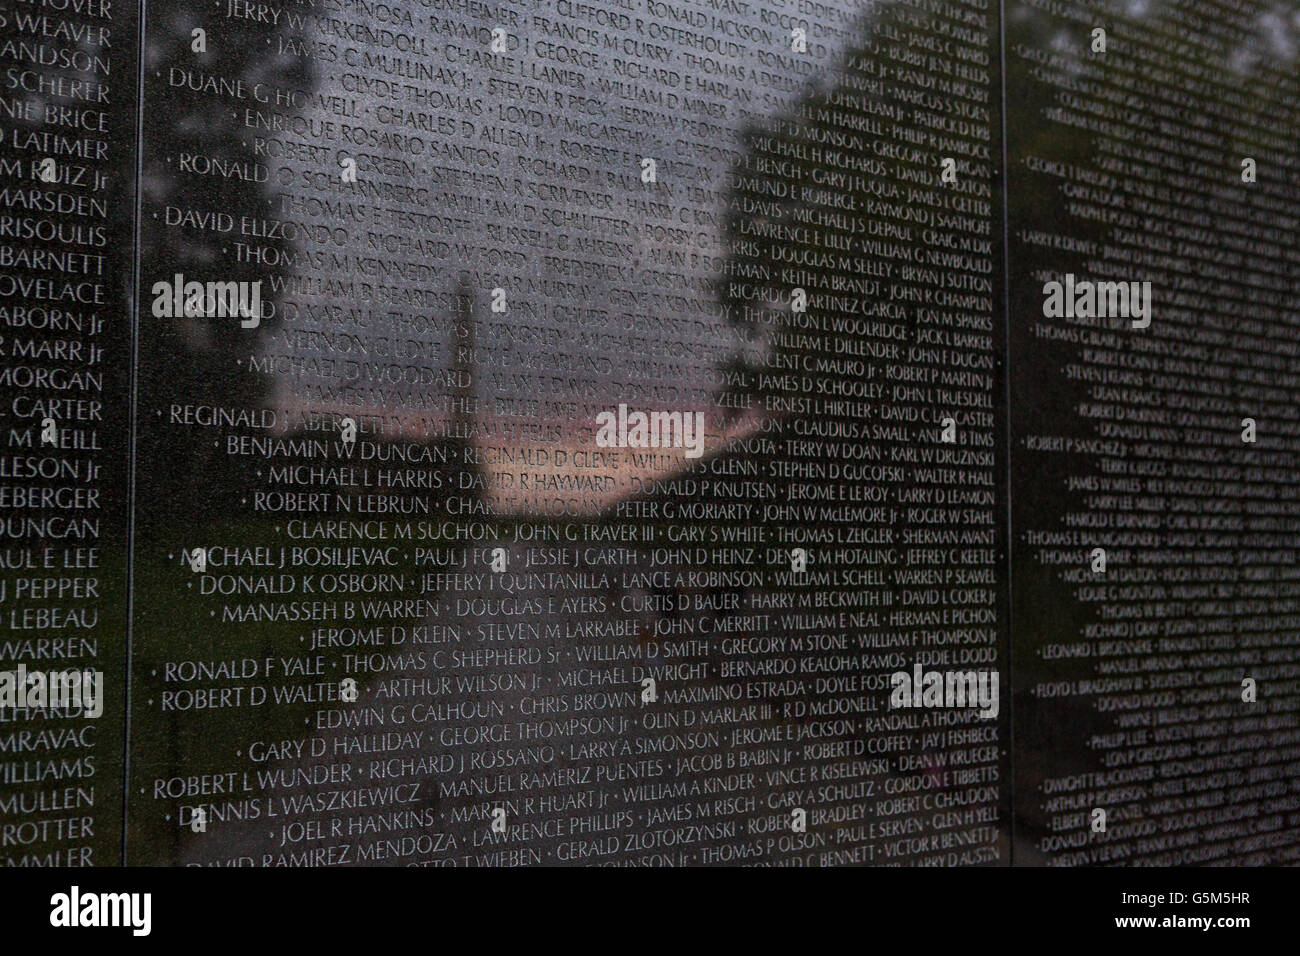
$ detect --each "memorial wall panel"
[0,0,1297,867]
[1006,0,1300,866]
[126,0,1009,867]
[0,0,137,865]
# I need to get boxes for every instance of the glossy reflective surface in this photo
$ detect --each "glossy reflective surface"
[1,0,1297,866]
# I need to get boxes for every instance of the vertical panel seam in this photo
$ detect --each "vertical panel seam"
[121,0,148,867]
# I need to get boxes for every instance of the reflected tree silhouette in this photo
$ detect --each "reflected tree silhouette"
[136,10,316,524]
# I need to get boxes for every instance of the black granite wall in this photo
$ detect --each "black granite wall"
[1,0,1297,866]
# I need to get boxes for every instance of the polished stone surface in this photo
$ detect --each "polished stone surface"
[1,0,1297,866]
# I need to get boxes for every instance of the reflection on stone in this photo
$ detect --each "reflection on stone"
[1,0,1298,868]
